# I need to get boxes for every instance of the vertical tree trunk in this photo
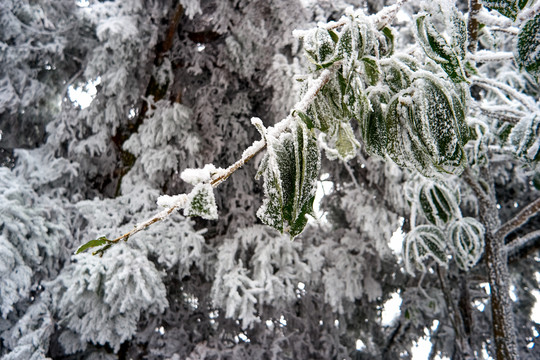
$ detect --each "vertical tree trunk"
[464,170,519,359]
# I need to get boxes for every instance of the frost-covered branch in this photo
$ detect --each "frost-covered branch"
[467,0,483,52]
[77,69,333,254]
[496,197,540,239]
[518,1,540,22]
[504,229,540,256]
[471,76,538,113]
[469,50,515,63]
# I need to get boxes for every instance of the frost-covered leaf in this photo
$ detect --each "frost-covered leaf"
[335,122,360,161]
[448,217,485,270]
[184,183,218,220]
[481,0,528,20]
[403,225,448,276]
[509,113,540,164]
[415,14,467,82]
[517,14,540,76]
[418,180,461,226]
[362,89,390,158]
[411,76,468,173]
[257,122,320,237]
[362,56,380,85]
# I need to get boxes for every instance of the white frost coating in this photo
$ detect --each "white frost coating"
[476,8,513,28]
[518,1,540,22]
[181,164,217,185]
[157,194,189,209]
[472,76,538,113]
[184,183,218,220]
[469,50,515,62]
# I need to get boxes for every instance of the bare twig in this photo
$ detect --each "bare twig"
[467,0,483,52]
[496,197,540,239]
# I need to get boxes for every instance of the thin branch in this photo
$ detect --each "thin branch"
[92,69,333,247]
[518,1,540,22]
[471,76,538,113]
[469,50,515,63]
[504,229,540,256]
[473,103,525,124]
[467,0,483,52]
[496,197,540,239]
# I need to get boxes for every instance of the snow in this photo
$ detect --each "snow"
[180,164,218,185]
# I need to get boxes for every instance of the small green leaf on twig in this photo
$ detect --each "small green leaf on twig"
[75,236,110,254]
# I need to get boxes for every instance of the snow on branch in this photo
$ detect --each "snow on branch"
[77,69,333,255]
[471,76,538,113]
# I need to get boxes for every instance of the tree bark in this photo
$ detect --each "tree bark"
[463,170,519,360]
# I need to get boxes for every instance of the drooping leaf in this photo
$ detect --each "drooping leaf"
[418,180,461,226]
[448,217,485,270]
[403,225,448,276]
[509,113,540,164]
[184,183,218,220]
[517,13,540,76]
[481,0,521,20]
[415,14,467,82]
[257,122,320,237]
[362,56,380,86]
[362,89,390,158]
[335,122,360,161]
[76,237,109,254]
[411,76,468,174]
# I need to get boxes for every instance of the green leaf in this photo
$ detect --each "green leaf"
[403,225,448,276]
[411,76,467,173]
[184,183,218,220]
[418,181,461,226]
[76,237,109,254]
[509,113,540,164]
[517,14,540,76]
[381,59,412,93]
[335,122,360,161]
[257,122,320,237]
[362,90,390,158]
[328,29,339,43]
[362,57,380,85]
[481,0,520,20]
[380,27,395,57]
[415,15,467,82]
[448,217,485,270]
[385,94,434,175]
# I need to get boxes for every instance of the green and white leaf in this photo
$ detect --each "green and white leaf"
[448,217,485,271]
[415,14,467,82]
[509,113,540,164]
[403,225,448,276]
[184,183,218,220]
[418,180,461,226]
[517,13,540,76]
[257,122,320,237]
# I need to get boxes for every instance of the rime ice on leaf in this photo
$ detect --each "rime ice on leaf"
[418,180,461,226]
[257,122,320,237]
[448,217,485,271]
[411,76,468,173]
[415,9,467,82]
[403,225,448,276]
[184,183,218,220]
[509,113,540,164]
[481,0,527,21]
[517,13,540,76]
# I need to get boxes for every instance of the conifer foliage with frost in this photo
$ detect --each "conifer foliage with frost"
[1,0,540,359]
